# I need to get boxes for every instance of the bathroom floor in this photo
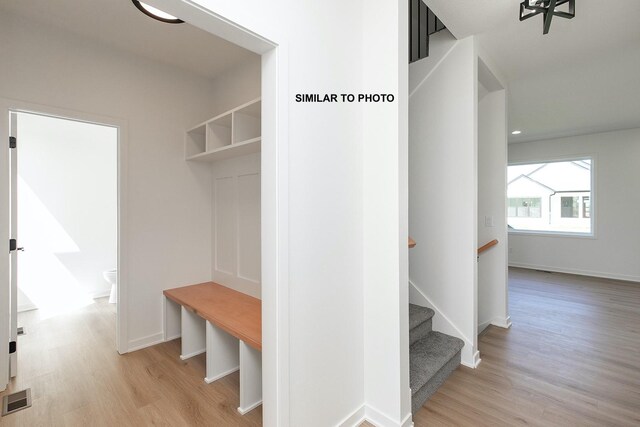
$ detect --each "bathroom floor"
[0,298,262,426]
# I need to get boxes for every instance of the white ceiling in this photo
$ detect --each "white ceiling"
[0,0,258,80]
[427,0,640,142]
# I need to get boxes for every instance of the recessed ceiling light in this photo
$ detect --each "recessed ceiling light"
[512,130,522,135]
[132,1,184,24]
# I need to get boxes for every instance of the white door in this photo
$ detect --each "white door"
[8,111,19,378]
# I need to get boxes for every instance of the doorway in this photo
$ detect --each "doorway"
[15,112,118,318]
[1,107,121,387]
[476,56,510,338]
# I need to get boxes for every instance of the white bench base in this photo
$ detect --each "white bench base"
[163,295,262,414]
[180,307,205,360]
[205,321,240,383]
[238,341,262,414]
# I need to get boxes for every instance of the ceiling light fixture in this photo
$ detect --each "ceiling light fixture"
[512,130,522,135]
[132,0,184,24]
[520,0,575,34]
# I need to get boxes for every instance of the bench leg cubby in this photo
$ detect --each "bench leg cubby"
[205,321,240,383]
[163,296,181,341]
[179,307,206,360]
[238,341,262,415]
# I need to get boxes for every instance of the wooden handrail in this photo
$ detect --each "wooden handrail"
[408,237,416,249]
[477,239,498,255]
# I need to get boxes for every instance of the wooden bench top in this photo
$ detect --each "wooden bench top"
[164,282,262,351]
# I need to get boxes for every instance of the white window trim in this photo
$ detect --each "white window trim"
[507,155,596,238]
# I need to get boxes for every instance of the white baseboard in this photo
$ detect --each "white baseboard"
[91,289,111,299]
[164,334,181,342]
[492,316,512,329]
[461,350,481,368]
[204,366,239,383]
[366,405,413,427]
[509,262,640,283]
[478,320,491,335]
[338,405,366,427]
[180,349,205,360]
[17,288,111,312]
[237,400,262,415]
[127,332,164,353]
[478,316,512,334]
[338,404,413,427]
[400,411,414,427]
[408,279,477,368]
[364,405,396,427]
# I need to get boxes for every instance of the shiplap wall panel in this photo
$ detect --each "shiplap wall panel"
[212,153,261,298]
[237,173,261,284]
[214,176,236,276]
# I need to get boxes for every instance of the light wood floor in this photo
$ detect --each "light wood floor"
[3,269,639,426]
[0,299,262,426]
[414,268,640,426]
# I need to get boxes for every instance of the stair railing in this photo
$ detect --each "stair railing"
[409,0,447,63]
[477,239,498,256]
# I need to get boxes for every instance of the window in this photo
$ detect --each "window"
[561,196,579,218]
[508,197,541,218]
[508,158,593,235]
[582,196,590,218]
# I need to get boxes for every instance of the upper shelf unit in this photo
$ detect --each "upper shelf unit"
[185,97,261,162]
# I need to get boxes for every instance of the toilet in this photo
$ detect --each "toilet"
[103,269,117,304]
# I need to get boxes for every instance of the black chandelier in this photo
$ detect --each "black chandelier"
[520,0,575,34]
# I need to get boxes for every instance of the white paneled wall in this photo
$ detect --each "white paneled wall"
[212,153,261,298]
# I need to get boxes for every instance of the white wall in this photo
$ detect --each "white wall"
[0,11,260,349]
[509,128,640,282]
[17,113,117,312]
[363,1,411,425]
[203,57,261,118]
[409,36,479,366]
[275,7,366,425]
[477,88,508,333]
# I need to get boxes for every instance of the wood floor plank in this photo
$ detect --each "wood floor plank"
[414,268,640,426]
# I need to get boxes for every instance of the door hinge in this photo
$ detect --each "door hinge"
[9,341,16,354]
[9,239,17,252]
[9,136,16,149]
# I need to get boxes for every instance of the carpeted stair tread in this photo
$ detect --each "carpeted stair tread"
[409,304,434,330]
[410,331,464,393]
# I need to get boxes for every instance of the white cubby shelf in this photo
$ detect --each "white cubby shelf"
[185,98,261,162]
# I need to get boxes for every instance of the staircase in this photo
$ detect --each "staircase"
[409,303,464,413]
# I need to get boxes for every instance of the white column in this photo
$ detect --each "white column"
[238,341,262,415]
[205,321,239,383]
